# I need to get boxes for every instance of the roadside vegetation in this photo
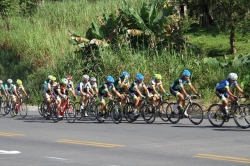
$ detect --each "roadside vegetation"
[0,0,250,106]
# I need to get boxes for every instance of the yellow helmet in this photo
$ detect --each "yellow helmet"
[154,74,162,80]
[50,76,56,81]
[16,79,22,85]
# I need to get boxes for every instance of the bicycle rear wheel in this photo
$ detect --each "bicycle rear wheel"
[123,102,136,123]
[158,102,169,122]
[141,104,155,124]
[9,104,17,117]
[87,102,97,121]
[233,104,250,129]
[187,102,203,125]
[110,104,122,124]
[166,103,181,124]
[50,105,59,123]
[95,103,105,123]
[74,102,83,120]
[65,103,76,123]
[0,100,7,116]
[207,104,225,127]
[38,100,44,116]
[20,102,28,118]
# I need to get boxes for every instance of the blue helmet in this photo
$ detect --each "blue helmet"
[136,73,144,81]
[183,70,191,77]
[107,76,115,83]
[122,71,130,77]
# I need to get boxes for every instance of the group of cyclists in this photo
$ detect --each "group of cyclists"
[0,69,248,121]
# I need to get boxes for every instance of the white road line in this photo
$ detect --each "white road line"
[0,150,21,154]
[44,156,69,161]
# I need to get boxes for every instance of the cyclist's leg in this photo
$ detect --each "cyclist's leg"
[216,91,229,114]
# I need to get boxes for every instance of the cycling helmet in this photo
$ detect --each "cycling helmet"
[16,79,22,85]
[48,75,53,80]
[50,76,56,81]
[136,73,144,81]
[66,75,72,80]
[82,75,89,81]
[61,78,68,85]
[228,73,238,80]
[122,71,130,77]
[90,77,96,82]
[154,74,162,80]
[7,79,13,84]
[107,76,115,83]
[0,80,2,84]
[183,70,191,77]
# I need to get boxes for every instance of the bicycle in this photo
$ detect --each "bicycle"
[152,94,170,123]
[166,95,203,125]
[5,97,28,118]
[49,96,76,123]
[123,96,155,123]
[207,96,250,129]
[0,96,8,116]
[95,97,123,124]
[74,96,97,121]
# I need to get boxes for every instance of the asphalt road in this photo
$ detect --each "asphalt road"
[0,107,249,166]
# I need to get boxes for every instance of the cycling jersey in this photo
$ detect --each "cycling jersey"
[170,77,191,90]
[98,82,115,96]
[43,82,57,94]
[147,79,162,93]
[5,84,15,95]
[129,81,145,93]
[75,81,90,93]
[90,82,97,90]
[216,79,238,93]
[52,84,66,98]
[114,76,129,93]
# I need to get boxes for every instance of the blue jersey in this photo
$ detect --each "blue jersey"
[216,79,237,92]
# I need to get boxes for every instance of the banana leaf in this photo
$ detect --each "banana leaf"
[68,30,81,37]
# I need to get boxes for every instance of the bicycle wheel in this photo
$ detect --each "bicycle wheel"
[38,101,44,116]
[187,102,203,125]
[141,104,155,124]
[1,100,7,116]
[166,103,181,124]
[110,104,122,124]
[95,103,105,123]
[158,102,169,122]
[87,102,97,121]
[123,102,136,123]
[20,102,28,118]
[9,103,17,117]
[50,105,59,123]
[207,104,225,127]
[65,103,76,123]
[233,104,250,129]
[74,102,83,120]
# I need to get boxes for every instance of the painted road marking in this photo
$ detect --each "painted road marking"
[0,132,24,137]
[44,156,69,161]
[194,154,250,164]
[0,150,21,154]
[56,139,125,148]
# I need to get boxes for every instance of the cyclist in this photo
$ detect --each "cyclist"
[128,73,150,115]
[42,76,57,116]
[216,73,248,115]
[4,79,14,105]
[147,74,169,106]
[66,75,76,100]
[52,78,68,118]
[75,75,93,117]
[170,69,200,116]
[42,75,54,95]
[114,71,130,104]
[13,79,29,115]
[98,76,123,118]
[0,80,8,98]
[89,77,98,96]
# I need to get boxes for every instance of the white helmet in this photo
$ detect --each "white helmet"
[82,75,89,81]
[90,77,96,82]
[228,73,238,80]
[48,75,53,79]
[0,80,2,84]
[7,79,13,84]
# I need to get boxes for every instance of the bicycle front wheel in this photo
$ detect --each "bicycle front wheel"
[74,102,83,120]
[123,102,136,123]
[0,101,8,116]
[110,104,122,124]
[65,103,76,123]
[20,103,28,118]
[87,103,97,121]
[233,104,250,129]
[141,104,155,124]
[50,105,59,123]
[166,103,180,124]
[187,103,203,125]
[207,104,225,127]
[95,103,105,123]
[158,102,169,122]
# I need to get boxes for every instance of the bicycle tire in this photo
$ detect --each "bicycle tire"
[51,105,59,123]
[166,103,181,124]
[74,102,83,120]
[65,103,76,123]
[38,101,44,116]
[207,104,225,127]
[110,104,122,124]
[95,103,105,123]
[9,104,17,117]
[141,104,155,124]
[1,100,7,116]
[233,104,250,129]
[123,102,136,123]
[187,102,203,125]
[87,102,97,121]
[20,102,28,118]
[158,102,169,122]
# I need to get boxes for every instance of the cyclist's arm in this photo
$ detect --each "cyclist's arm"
[56,88,64,98]
[112,88,122,98]
[105,89,112,98]
[235,84,247,96]
[159,84,166,94]
[13,87,19,97]
[135,86,143,97]
[151,84,159,95]
[189,83,199,95]
[143,85,150,96]
[225,87,237,98]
